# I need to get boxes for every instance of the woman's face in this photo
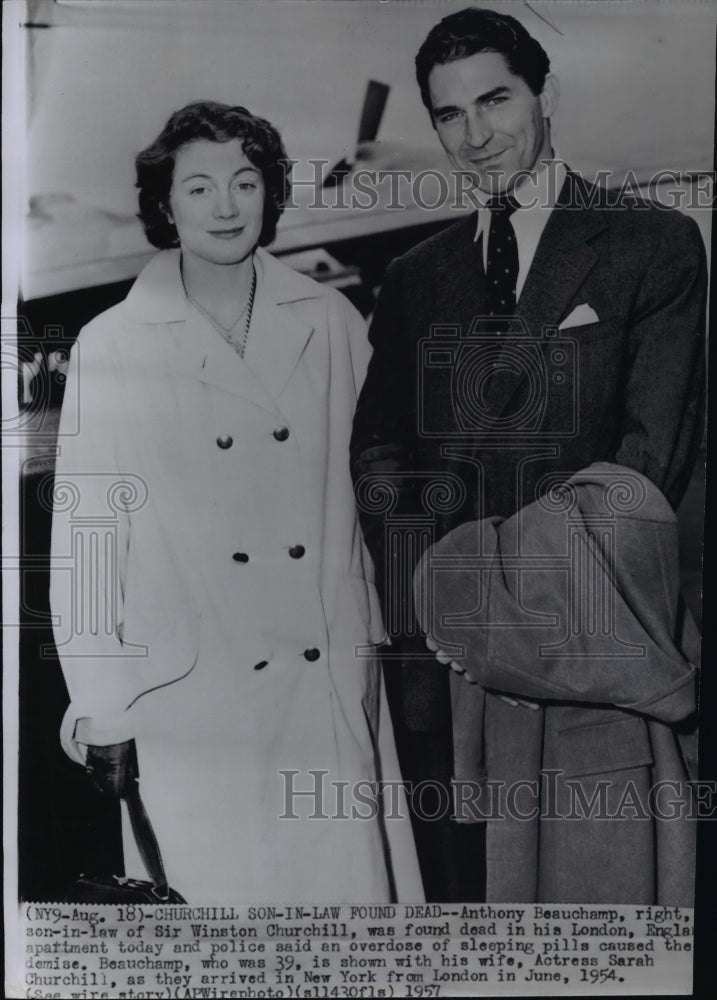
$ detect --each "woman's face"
[167,138,265,267]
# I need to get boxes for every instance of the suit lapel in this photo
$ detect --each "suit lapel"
[434,215,487,331]
[480,174,608,424]
[431,218,489,441]
[516,175,606,335]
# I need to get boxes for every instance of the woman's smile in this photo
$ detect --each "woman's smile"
[208,225,246,239]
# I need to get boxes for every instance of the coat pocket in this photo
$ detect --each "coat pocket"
[121,601,201,703]
[558,714,653,778]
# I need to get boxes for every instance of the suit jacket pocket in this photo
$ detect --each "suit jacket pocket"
[558,714,653,777]
[559,319,620,343]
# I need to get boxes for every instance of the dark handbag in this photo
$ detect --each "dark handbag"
[65,740,186,904]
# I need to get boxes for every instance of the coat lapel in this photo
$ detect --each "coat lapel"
[165,314,279,412]
[242,248,319,403]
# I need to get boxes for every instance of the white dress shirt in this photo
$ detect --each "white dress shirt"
[474,157,567,301]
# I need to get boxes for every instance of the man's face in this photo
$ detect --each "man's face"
[428,50,558,194]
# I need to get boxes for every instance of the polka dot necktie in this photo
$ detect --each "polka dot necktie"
[485,193,520,315]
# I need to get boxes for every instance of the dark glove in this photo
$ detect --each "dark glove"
[85,739,139,798]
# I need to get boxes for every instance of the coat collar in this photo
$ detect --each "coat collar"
[123,246,323,321]
[123,247,323,408]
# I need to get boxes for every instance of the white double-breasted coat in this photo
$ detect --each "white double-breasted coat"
[50,248,422,902]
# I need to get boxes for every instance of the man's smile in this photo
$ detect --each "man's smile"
[464,148,508,166]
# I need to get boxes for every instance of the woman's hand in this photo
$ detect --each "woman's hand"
[61,712,135,765]
[84,740,139,798]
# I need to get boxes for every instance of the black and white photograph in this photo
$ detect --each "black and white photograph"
[3,0,714,996]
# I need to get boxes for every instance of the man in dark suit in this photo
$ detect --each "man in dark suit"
[351,7,705,901]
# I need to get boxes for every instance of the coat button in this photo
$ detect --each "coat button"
[232,552,249,563]
[303,648,320,662]
[289,545,306,559]
[253,660,269,671]
[216,434,233,449]
[273,426,290,441]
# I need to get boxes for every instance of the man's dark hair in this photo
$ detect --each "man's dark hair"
[135,101,292,249]
[415,7,551,114]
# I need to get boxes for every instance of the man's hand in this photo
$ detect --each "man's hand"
[498,694,540,711]
[423,634,539,708]
[424,633,476,680]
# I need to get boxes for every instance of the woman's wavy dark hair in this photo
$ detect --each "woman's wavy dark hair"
[135,101,292,249]
[416,7,551,115]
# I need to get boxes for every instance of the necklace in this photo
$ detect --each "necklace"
[186,266,257,358]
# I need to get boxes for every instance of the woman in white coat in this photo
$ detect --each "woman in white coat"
[51,101,422,902]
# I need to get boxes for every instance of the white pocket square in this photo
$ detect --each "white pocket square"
[559,303,599,329]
